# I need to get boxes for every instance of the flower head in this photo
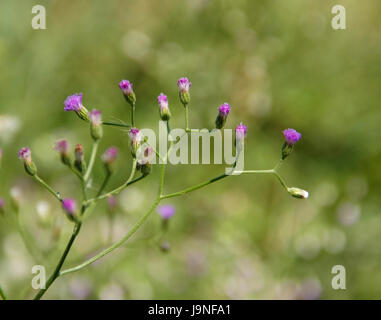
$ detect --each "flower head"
[74,144,85,173]
[89,109,102,126]
[215,103,231,129]
[55,139,69,155]
[107,196,117,212]
[64,93,89,121]
[157,93,171,121]
[62,198,77,216]
[119,80,133,94]
[101,146,118,165]
[18,147,32,164]
[157,205,175,220]
[288,187,309,199]
[64,93,84,112]
[235,122,247,140]
[129,127,141,141]
[177,77,192,92]
[218,103,231,116]
[283,128,302,145]
[129,128,141,158]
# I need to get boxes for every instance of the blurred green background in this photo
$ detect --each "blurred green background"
[0,0,380,299]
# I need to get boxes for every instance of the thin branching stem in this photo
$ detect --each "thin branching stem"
[84,140,99,182]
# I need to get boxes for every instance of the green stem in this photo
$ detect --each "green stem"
[60,199,160,277]
[33,222,82,300]
[131,104,135,127]
[102,121,131,128]
[184,104,189,131]
[0,284,7,300]
[96,172,111,197]
[84,140,99,182]
[161,173,228,199]
[33,175,62,202]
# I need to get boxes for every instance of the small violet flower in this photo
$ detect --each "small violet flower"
[215,103,231,129]
[129,128,141,158]
[18,147,37,175]
[281,128,302,160]
[283,128,302,145]
[64,93,89,122]
[157,205,175,220]
[101,147,118,165]
[62,198,77,220]
[74,144,85,173]
[55,139,70,166]
[158,93,171,121]
[177,77,192,105]
[89,109,103,140]
[235,122,247,140]
[119,80,136,106]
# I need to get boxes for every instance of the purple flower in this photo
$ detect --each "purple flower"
[55,139,69,155]
[235,122,247,140]
[158,93,168,111]
[62,198,77,216]
[283,128,302,145]
[89,109,102,126]
[218,103,231,116]
[64,93,84,112]
[157,205,175,220]
[101,146,118,164]
[18,147,32,164]
[129,127,141,142]
[119,80,133,95]
[177,77,192,92]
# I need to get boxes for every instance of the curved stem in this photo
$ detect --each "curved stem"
[60,199,160,277]
[0,284,7,300]
[33,222,82,300]
[84,140,99,182]
[33,175,62,202]
[96,172,111,197]
[131,104,136,127]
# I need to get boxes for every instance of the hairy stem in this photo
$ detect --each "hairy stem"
[84,140,99,182]
[102,121,131,128]
[33,222,82,300]
[33,175,62,202]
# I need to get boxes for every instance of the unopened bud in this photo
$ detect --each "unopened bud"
[10,186,22,213]
[62,198,79,222]
[129,128,142,158]
[74,144,86,174]
[18,147,37,176]
[119,80,136,107]
[157,93,171,121]
[288,187,309,199]
[101,146,118,174]
[64,93,89,122]
[215,103,231,129]
[107,196,117,215]
[157,205,175,231]
[55,139,70,166]
[89,109,103,140]
[36,201,52,227]
[177,77,192,105]
[160,241,171,253]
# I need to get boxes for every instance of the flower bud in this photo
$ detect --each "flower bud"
[64,93,89,122]
[160,241,171,253]
[107,196,117,215]
[129,127,142,158]
[119,80,136,107]
[0,197,4,215]
[136,146,154,176]
[36,201,52,227]
[157,204,175,231]
[288,187,309,199]
[89,109,103,140]
[18,147,37,176]
[177,77,192,105]
[10,186,22,213]
[282,128,301,160]
[62,198,78,222]
[74,144,86,174]
[55,139,70,166]
[101,146,118,174]
[157,93,171,121]
[215,103,231,129]
[235,122,247,149]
